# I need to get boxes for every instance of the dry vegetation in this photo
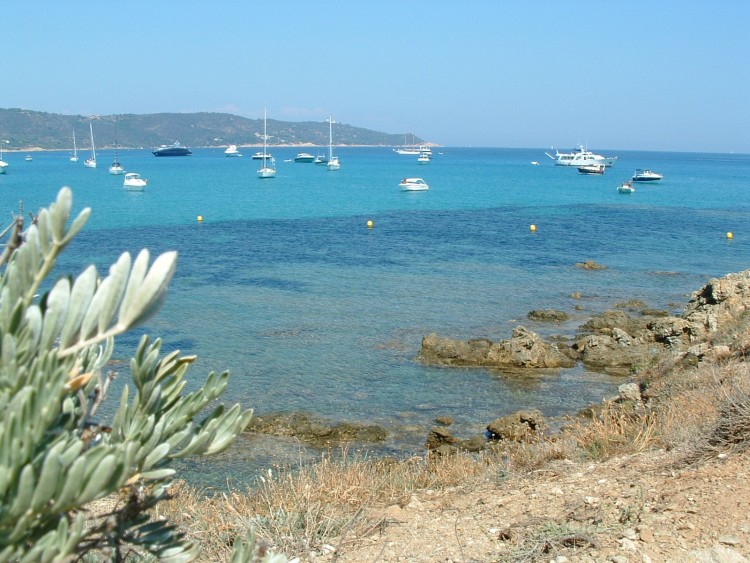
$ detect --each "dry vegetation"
[148,319,750,562]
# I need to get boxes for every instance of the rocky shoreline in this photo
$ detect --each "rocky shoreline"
[244,269,750,456]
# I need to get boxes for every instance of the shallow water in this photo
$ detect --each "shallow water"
[2,147,748,487]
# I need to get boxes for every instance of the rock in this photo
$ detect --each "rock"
[527,309,570,322]
[434,415,453,426]
[247,412,387,447]
[576,259,606,270]
[426,427,458,450]
[419,328,575,370]
[487,409,546,442]
[691,545,749,562]
[618,383,642,402]
[718,535,742,547]
[458,435,486,452]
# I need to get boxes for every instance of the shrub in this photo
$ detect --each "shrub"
[0,188,285,562]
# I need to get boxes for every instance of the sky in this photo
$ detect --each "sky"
[3,1,749,153]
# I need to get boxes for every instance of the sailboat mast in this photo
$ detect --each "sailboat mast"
[263,107,267,164]
[328,115,333,160]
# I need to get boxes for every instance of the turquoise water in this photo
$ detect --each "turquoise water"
[1,147,749,486]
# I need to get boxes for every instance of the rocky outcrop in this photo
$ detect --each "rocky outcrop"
[682,270,750,342]
[419,327,576,370]
[418,269,750,376]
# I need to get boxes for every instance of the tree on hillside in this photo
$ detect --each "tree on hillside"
[0,188,285,561]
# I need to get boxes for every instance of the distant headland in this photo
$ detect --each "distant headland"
[0,108,430,150]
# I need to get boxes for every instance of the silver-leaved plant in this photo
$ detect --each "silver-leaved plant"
[0,188,285,562]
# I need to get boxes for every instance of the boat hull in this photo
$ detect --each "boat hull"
[153,147,192,157]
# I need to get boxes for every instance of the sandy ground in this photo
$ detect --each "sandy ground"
[328,449,750,562]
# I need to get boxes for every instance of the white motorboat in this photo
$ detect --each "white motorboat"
[314,154,328,165]
[257,108,276,179]
[617,181,635,194]
[25,155,32,162]
[294,152,315,163]
[326,115,340,171]
[578,164,605,175]
[545,145,617,167]
[84,123,97,168]
[0,141,8,174]
[399,177,429,191]
[251,151,271,160]
[225,145,242,157]
[632,169,663,182]
[70,130,79,162]
[417,150,431,164]
[123,172,147,191]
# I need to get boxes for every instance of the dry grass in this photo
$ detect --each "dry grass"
[154,329,750,561]
[156,449,494,561]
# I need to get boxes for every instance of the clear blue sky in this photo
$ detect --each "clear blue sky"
[4,1,749,152]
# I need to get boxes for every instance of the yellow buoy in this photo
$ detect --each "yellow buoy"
[530,224,537,232]
[727,232,733,239]
[197,215,203,222]
[367,220,373,229]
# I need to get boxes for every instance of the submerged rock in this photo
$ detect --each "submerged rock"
[527,309,570,323]
[247,412,387,447]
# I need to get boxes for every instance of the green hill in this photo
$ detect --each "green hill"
[0,108,426,150]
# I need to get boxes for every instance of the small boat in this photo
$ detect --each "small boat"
[0,142,8,174]
[251,151,270,160]
[531,161,540,166]
[294,152,315,163]
[417,151,431,164]
[257,107,276,179]
[314,154,328,165]
[326,115,340,171]
[225,145,242,157]
[577,164,605,175]
[152,142,192,157]
[545,145,617,167]
[70,130,79,162]
[399,177,429,191]
[109,161,125,174]
[109,119,125,174]
[84,123,97,168]
[123,172,147,191]
[25,155,32,162]
[632,169,663,182]
[617,181,635,194]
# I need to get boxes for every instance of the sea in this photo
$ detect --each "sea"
[1,146,749,489]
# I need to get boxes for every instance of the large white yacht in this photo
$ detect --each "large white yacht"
[545,145,617,167]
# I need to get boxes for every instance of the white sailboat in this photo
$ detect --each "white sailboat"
[108,119,125,175]
[257,107,276,179]
[84,123,97,168]
[70,130,79,162]
[326,115,340,171]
